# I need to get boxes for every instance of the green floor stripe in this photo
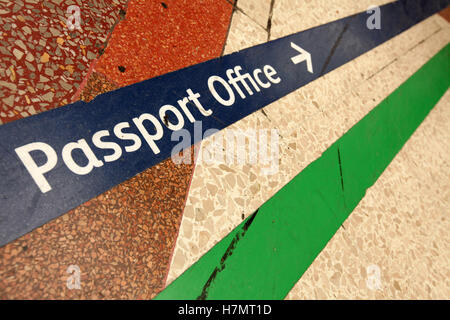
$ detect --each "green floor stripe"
[156,44,450,300]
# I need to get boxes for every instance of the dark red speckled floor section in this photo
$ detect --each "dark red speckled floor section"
[94,0,233,87]
[439,6,450,22]
[0,0,128,124]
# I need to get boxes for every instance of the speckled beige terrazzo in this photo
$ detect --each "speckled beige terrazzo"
[165,3,450,285]
[286,89,450,300]
[222,9,267,55]
[235,0,273,31]
[270,0,393,40]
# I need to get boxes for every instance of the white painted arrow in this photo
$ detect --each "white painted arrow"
[290,42,314,73]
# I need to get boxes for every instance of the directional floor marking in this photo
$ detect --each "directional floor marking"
[290,42,314,73]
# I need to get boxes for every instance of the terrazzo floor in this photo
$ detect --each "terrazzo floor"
[0,0,448,300]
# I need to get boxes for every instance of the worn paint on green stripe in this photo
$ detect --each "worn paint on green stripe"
[156,44,450,300]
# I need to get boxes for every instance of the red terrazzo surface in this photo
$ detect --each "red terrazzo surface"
[0,152,196,299]
[95,0,234,86]
[439,6,450,22]
[0,0,128,124]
